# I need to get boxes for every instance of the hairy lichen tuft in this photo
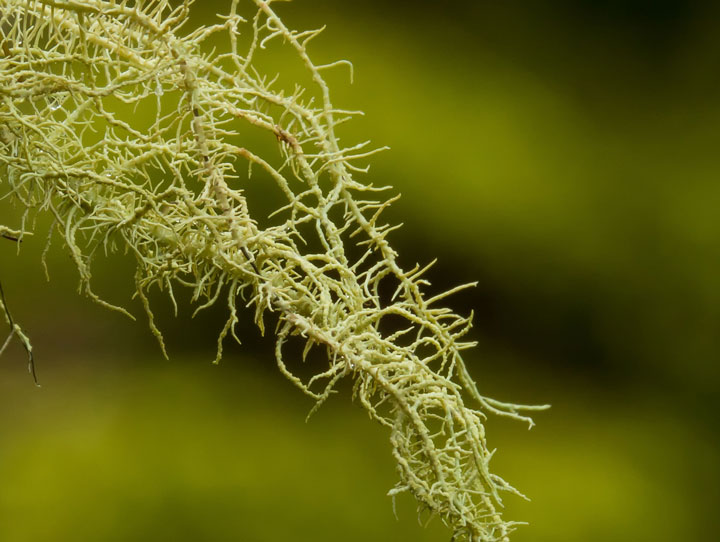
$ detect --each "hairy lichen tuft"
[0,1,547,539]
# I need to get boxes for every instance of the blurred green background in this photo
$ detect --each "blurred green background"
[1,0,719,540]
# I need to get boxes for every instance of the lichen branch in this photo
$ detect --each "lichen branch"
[0,1,547,539]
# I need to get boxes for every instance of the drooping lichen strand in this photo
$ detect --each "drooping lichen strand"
[0,1,547,539]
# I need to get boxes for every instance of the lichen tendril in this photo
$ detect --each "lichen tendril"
[0,1,548,539]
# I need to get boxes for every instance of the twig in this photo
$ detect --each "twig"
[0,280,39,386]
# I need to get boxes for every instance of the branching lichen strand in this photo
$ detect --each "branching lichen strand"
[0,1,548,540]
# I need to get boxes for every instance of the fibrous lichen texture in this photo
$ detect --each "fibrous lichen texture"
[0,1,547,539]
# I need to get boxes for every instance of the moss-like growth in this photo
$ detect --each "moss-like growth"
[0,1,547,539]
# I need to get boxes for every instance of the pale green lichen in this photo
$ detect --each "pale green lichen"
[0,1,547,539]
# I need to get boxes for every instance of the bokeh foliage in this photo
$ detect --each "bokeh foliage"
[1,0,718,540]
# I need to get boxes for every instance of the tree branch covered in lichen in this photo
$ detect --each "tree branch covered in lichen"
[0,1,548,539]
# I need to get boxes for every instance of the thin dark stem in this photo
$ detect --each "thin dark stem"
[0,280,39,386]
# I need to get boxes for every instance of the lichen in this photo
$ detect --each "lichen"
[0,1,547,539]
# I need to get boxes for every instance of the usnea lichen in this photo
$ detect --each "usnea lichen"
[0,1,547,539]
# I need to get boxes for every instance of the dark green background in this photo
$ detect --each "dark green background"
[1,0,718,540]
